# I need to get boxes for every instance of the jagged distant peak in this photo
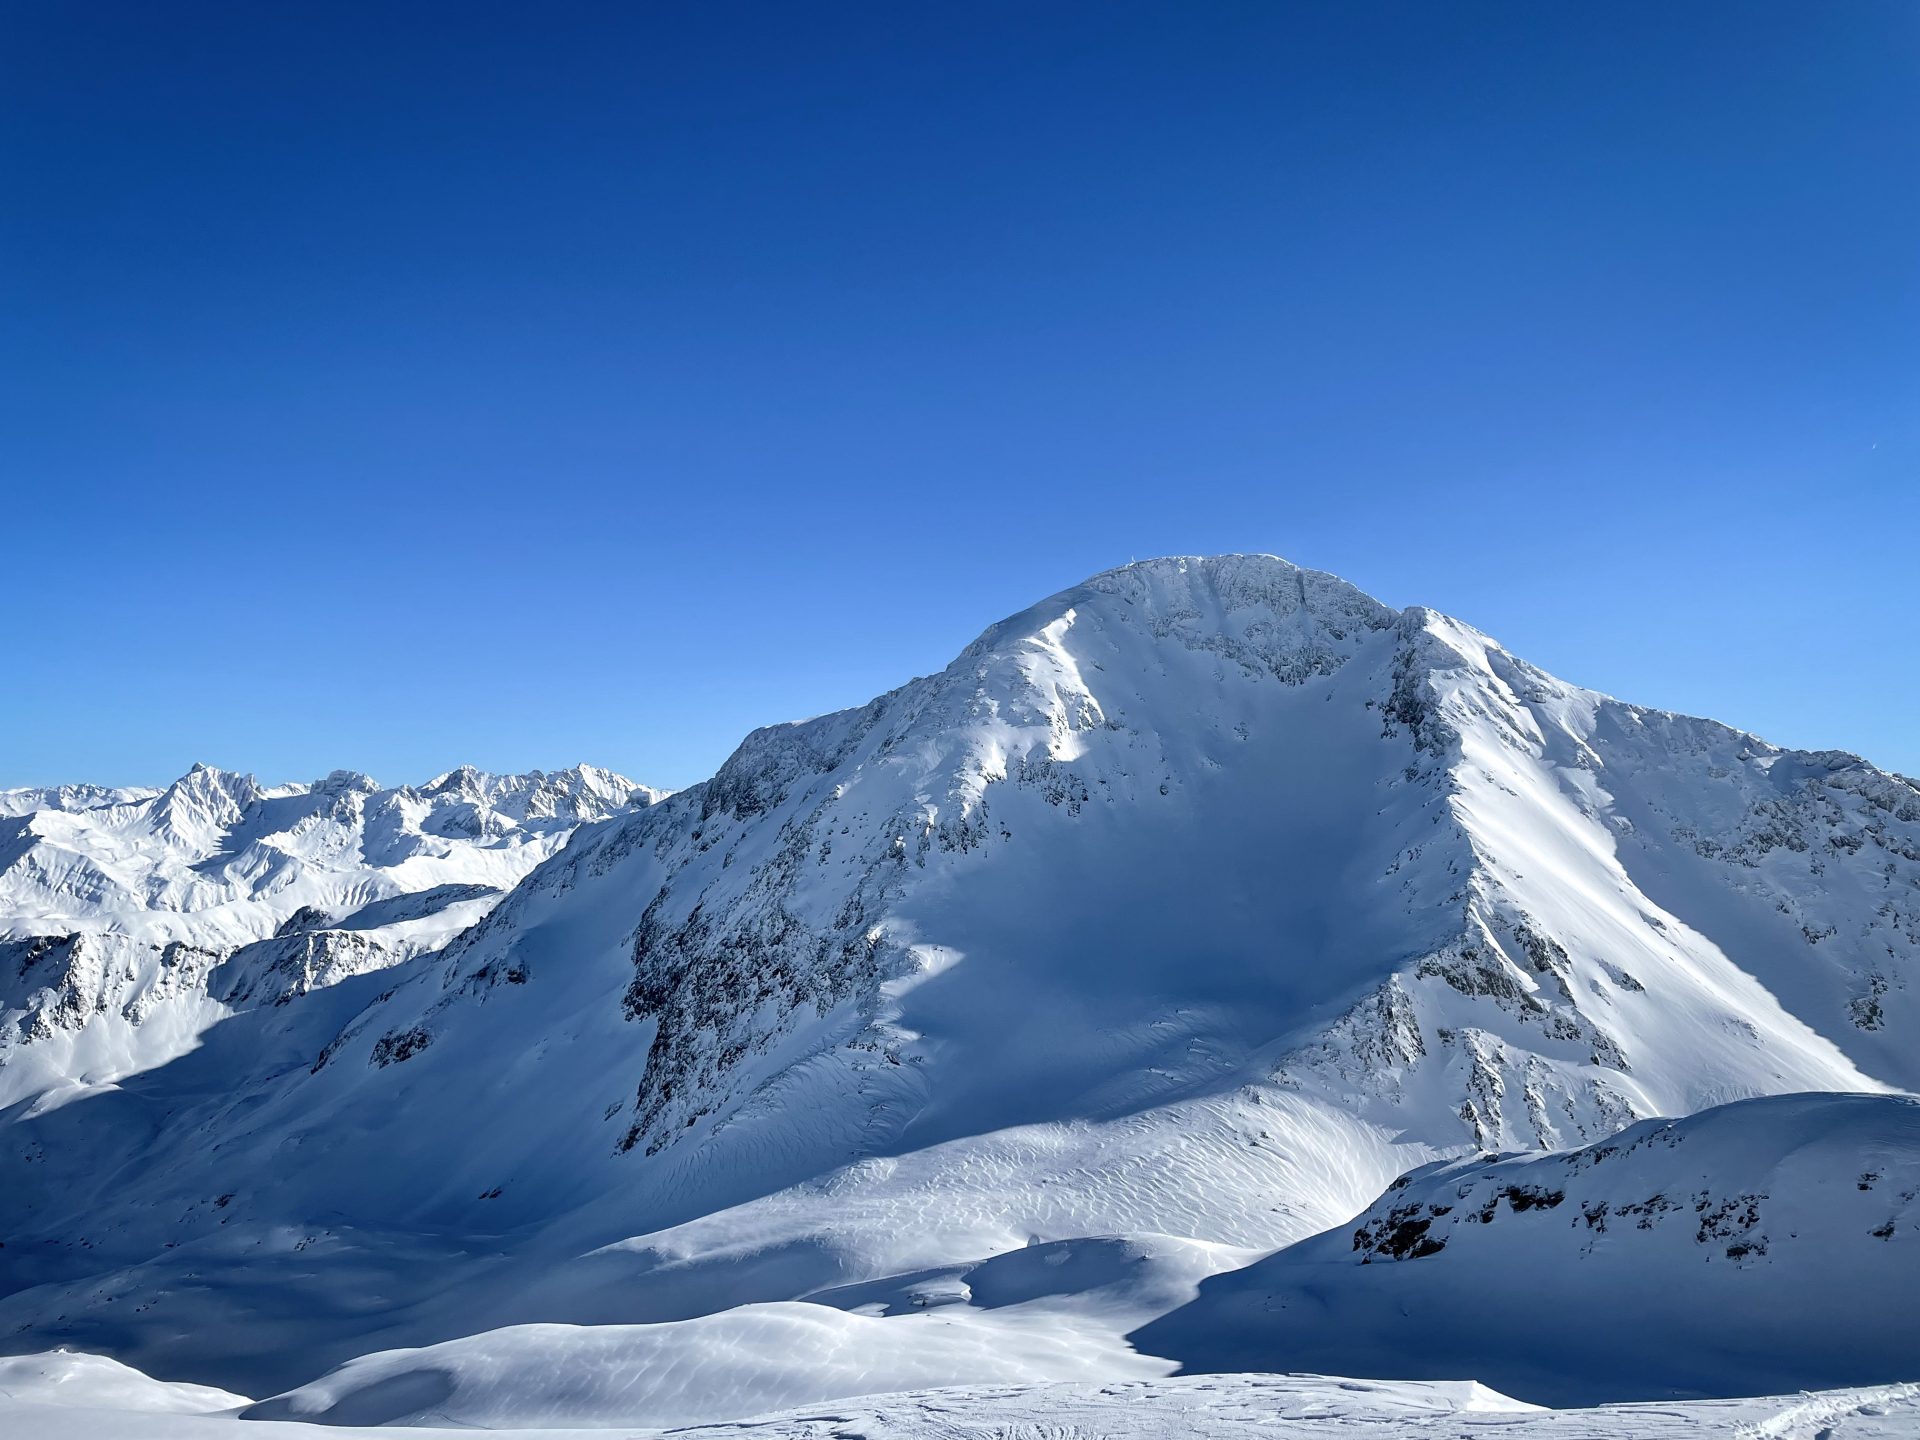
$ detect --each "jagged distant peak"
[422,763,488,795]
[0,751,664,1111]
[0,781,160,819]
[417,762,655,803]
[167,760,257,794]
[7,761,655,815]
[0,759,662,952]
[150,763,264,840]
[312,768,381,795]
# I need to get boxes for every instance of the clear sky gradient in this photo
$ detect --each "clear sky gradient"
[5,3,1915,789]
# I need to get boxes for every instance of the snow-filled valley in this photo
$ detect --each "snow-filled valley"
[2,554,1915,1435]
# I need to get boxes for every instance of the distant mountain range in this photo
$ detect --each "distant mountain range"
[0,762,661,1107]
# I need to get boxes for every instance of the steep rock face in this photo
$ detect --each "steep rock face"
[0,932,225,1040]
[1136,1092,1920,1405]
[0,555,1909,1397]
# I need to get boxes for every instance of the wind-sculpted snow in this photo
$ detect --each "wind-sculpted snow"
[1138,1092,1920,1405]
[0,554,1914,1423]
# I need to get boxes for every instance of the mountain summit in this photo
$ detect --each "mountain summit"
[1,555,1915,1417]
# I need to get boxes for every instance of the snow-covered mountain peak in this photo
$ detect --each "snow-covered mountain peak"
[372,557,1905,1181]
[309,555,1897,1220]
[701,553,1401,834]
[420,762,662,820]
[147,762,268,848]
[959,553,1399,680]
[311,768,381,796]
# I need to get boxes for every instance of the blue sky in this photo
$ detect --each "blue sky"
[4,2,1915,789]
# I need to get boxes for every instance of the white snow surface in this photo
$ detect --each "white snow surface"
[2,555,1917,1428]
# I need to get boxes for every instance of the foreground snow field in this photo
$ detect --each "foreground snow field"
[4,1356,1919,1439]
[3,556,1916,1429]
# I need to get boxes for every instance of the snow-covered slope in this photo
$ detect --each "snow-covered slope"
[0,763,661,1108]
[1,555,1914,1419]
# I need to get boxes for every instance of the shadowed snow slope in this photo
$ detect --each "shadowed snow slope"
[1,555,1916,1418]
